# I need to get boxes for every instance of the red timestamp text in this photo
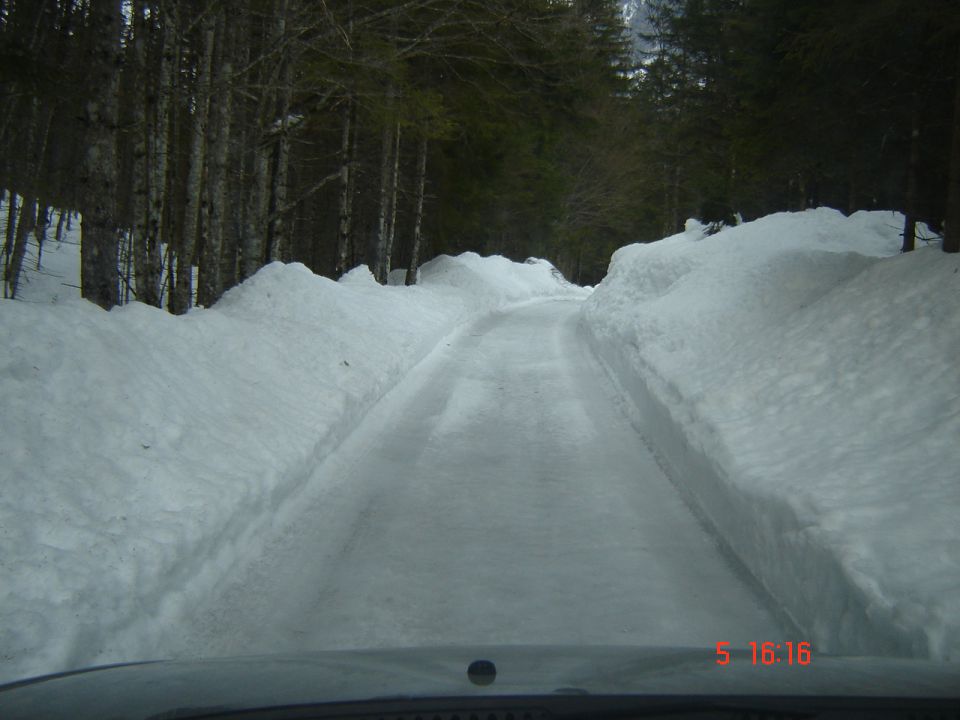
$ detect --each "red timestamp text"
[715,641,812,666]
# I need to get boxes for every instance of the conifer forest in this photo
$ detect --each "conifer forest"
[1,0,959,311]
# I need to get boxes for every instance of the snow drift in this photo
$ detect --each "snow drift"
[0,254,585,684]
[582,208,960,660]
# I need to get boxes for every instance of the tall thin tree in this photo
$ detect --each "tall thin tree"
[79,0,123,310]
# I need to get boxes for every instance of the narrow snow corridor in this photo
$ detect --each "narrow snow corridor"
[172,300,785,657]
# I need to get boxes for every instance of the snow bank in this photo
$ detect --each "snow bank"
[582,208,960,660]
[0,255,583,684]
[419,252,583,304]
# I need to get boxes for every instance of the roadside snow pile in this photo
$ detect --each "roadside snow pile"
[582,208,960,660]
[0,255,584,684]
[419,252,581,304]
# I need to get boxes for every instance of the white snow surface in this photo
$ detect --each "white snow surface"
[582,208,960,660]
[0,251,585,684]
[3,206,958,685]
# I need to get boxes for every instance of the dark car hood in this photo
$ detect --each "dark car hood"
[1,645,958,719]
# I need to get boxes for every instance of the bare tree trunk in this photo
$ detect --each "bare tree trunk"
[727,151,737,221]
[4,193,18,296]
[346,110,360,269]
[406,134,428,286]
[336,99,354,276]
[6,194,36,298]
[334,0,355,277]
[161,23,183,313]
[373,107,394,282]
[266,103,291,263]
[670,163,681,234]
[131,0,150,302]
[54,207,66,243]
[221,6,251,292]
[901,100,920,253]
[166,243,175,307]
[266,0,292,264]
[238,34,266,283]
[122,229,134,303]
[199,7,233,307]
[384,119,401,278]
[220,159,240,291]
[6,93,39,295]
[242,146,269,280]
[34,204,49,270]
[143,0,175,308]
[944,43,960,254]
[220,152,242,292]
[28,100,54,270]
[80,0,122,310]
[172,12,215,314]
[241,0,289,273]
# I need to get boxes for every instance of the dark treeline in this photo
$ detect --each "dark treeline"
[635,0,960,253]
[1,0,959,312]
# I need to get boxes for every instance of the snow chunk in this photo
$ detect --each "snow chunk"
[684,218,708,237]
[338,265,379,286]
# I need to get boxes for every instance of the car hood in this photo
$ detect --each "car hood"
[1,645,958,719]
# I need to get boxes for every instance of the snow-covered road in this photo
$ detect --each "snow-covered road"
[172,300,785,658]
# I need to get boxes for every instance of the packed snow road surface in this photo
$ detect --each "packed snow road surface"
[173,300,785,657]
